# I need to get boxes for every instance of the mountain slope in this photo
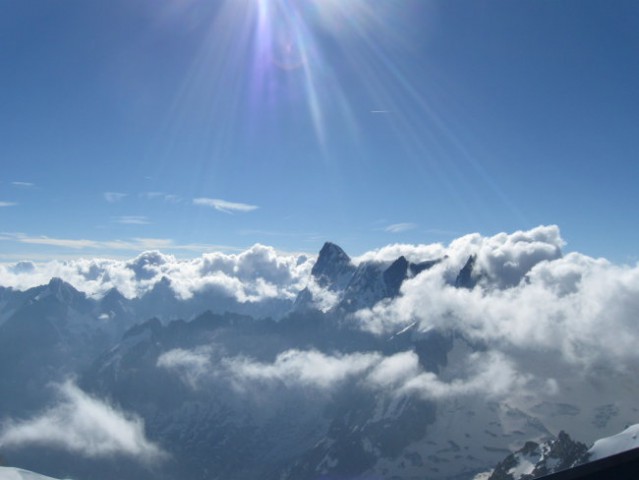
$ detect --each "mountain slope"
[0,466,64,480]
[480,423,639,480]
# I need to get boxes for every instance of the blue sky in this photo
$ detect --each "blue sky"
[1,0,638,262]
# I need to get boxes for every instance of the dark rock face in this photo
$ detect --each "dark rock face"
[455,255,478,289]
[301,243,443,313]
[383,256,410,298]
[311,242,357,290]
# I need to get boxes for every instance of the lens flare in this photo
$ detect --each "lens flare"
[153,0,521,222]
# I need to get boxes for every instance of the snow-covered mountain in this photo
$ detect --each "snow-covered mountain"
[588,423,639,461]
[479,431,588,480]
[296,241,442,312]
[478,423,639,480]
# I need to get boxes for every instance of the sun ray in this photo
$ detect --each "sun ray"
[148,0,521,225]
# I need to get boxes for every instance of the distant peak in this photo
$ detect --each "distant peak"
[314,243,352,272]
[43,277,83,303]
[48,277,65,287]
[104,286,123,296]
[311,242,356,289]
[47,277,77,293]
[318,242,350,261]
[455,255,477,289]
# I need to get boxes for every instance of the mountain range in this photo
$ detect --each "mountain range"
[0,233,637,480]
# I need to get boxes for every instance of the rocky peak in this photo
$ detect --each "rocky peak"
[101,287,127,304]
[44,277,85,305]
[455,255,478,289]
[311,242,356,290]
[383,256,410,297]
[487,431,589,480]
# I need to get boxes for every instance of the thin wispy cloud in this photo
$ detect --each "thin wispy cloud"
[1,233,169,250]
[0,232,240,256]
[140,192,181,203]
[12,181,35,187]
[194,198,259,214]
[385,223,417,233]
[7,234,100,249]
[116,216,151,225]
[104,192,127,203]
[0,201,17,207]
[160,346,527,402]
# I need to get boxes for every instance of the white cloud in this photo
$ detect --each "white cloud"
[140,192,181,203]
[104,192,127,203]
[0,381,166,462]
[224,349,382,390]
[157,347,213,388]
[11,181,34,187]
[397,351,530,400]
[16,235,101,249]
[0,234,171,251]
[2,224,639,381]
[3,225,639,442]
[161,346,529,404]
[0,201,17,207]
[194,197,258,214]
[0,243,314,302]
[0,233,231,256]
[364,349,529,401]
[115,216,151,225]
[356,226,639,374]
[385,223,417,233]
[354,242,447,265]
[366,351,421,389]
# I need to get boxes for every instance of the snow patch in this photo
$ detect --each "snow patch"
[0,466,66,480]
[589,423,639,460]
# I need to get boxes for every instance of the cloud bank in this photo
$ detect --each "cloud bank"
[0,381,165,462]
[355,226,639,373]
[0,244,314,302]
[1,225,638,376]
[158,347,532,401]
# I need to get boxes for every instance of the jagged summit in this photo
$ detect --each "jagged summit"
[47,276,66,287]
[455,255,478,289]
[311,242,356,290]
[313,242,351,269]
[383,256,410,298]
[101,286,127,303]
[43,277,85,305]
[47,276,77,292]
[299,243,444,312]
